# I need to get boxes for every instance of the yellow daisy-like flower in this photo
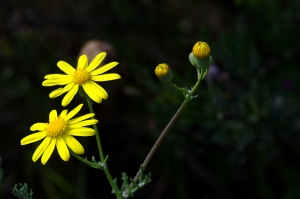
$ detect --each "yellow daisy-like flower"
[21,104,98,165]
[42,52,121,107]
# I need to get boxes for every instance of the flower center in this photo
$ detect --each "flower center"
[73,69,90,85]
[46,118,67,137]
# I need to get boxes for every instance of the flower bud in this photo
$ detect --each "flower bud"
[192,41,210,59]
[191,41,212,69]
[188,52,197,67]
[154,63,173,83]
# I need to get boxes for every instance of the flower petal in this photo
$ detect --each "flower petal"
[59,110,68,119]
[44,74,70,80]
[86,52,106,72]
[67,127,96,136]
[91,74,121,82]
[41,137,56,165]
[49,83,75,98]
[62,134,84,154]
[42,78,73,86]
[82,81,108,103]
[65,104,83,121]
[77,55,88,70]
[90,62,119,75]
[30,123,47,131]
[49,88,66,98]
[57,61,76,75]
[21,132,47,145]
[62,84,79,107]
[49,110,57,122]
[68,113,95,124]
[68,119,98,128]
[32,136,51,162]
[56,136,70,161]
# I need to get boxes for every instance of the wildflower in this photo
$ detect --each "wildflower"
[154,63,173,83]
[42,52,121,107]
[21,104,97,165]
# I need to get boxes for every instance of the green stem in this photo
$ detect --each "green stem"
[131,68,205,185]
[190,68,205,96]
[85,97,122,199]
[169,82,186,93]
[69,150,104,169]
[86,98,105,162]
[103,168,122,198]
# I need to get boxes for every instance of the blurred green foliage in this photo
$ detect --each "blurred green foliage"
[0,0,299,198]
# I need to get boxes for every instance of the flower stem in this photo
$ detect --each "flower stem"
[169,82,186,93]
[69,150,105,169]
[103,168,122,198]
[131,98,189,184]
[86,98,105,162]
[131,68,205,185]
[85,97,123,199]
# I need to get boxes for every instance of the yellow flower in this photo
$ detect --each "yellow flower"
[42,52,121,107]
[21,104,98,165]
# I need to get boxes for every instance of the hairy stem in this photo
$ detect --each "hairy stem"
[131,68,205,186]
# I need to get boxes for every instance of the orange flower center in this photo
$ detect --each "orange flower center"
[73,69,90,85]
[46,118,66,137]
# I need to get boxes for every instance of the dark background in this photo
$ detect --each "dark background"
[0,0,300,198]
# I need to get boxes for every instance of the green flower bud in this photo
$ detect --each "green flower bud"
[189,52,197,67]
[154,63,173,83]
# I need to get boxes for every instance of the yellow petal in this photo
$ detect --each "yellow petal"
[41,137,56,165]
[68,113,95,124]
[68,119,98,128]
[56,136,70,161]
[32,136,51,162]
[91,73,121,82]
[59,110,68,119]
[30,123,47,131]
[77,55,88,70]
[86,52,106,72]
[49,88,66,98]
[49,83,75,98]
[57,61,76,75]
[21,132,47,145]
[44,74,70,80]
[67,127,96,136]
[49,110,57,122]
[62,134,84,154]
[90,62,119,75]
[65,104,83,121]
[42,78,73,86]
[62,84,79,107]
[82,81,108,103]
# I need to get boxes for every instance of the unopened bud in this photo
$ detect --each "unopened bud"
[154,63,173,83]
[190,41,212,69]
[192,41,210,59]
